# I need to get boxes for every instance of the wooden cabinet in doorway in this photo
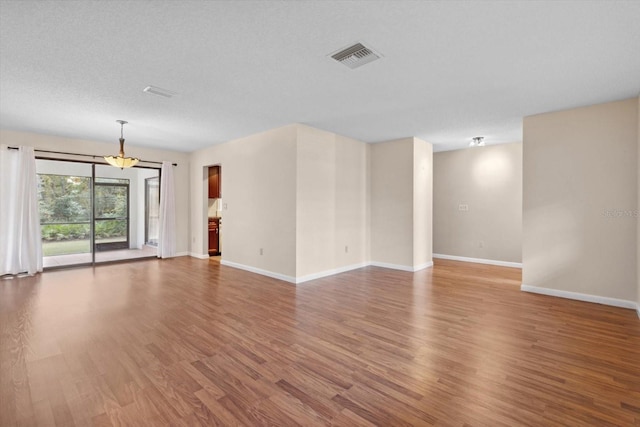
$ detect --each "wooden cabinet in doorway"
[208,217,220,256]
[208,166,221,199]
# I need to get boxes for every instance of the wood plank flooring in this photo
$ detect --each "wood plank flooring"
[1,258,639,426]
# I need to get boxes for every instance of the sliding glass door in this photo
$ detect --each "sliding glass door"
[37,161,93,267]
[37,159,160,268]
[94,178,129,251]
[145,177,160,246]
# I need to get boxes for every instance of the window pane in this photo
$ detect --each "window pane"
[37,174,91,223]
[41,224,91,256]
[95,219,127,244]
[95,185,128,218]
[37,168,93,267]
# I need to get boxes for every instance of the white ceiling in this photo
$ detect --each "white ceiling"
[1,1,639,153]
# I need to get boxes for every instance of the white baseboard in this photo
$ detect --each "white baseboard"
[368,261,414,272]
[220,260,296,284]
[219,259,434,284]
[521,284,638,310]
[433,253,522,268]
[189,252,210,260]
[158,254,186,259]
[296,262,369,284]
[413,261,434,272]
[369,261,434,272]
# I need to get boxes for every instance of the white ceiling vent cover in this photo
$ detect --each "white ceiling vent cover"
[143,85,177,98]
[330,43,381,69]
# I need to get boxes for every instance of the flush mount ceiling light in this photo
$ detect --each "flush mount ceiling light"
[104,120,139,169]
[469,136,485,147]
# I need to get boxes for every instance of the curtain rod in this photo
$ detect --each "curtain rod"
[6,146,177,166]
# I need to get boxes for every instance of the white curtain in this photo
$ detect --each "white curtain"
[157,161,176,258]
[0,145,43,275]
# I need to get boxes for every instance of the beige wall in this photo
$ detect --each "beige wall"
[413,138,433,267]
[0,129,191,254]
[295,125,368,278]
[190,125,298,278]
[637,95,640,311]
[191,124,370,281]
[370,138,415,267]
[370,137,433,270]
[523,98,638,301]
[433,142,522,263]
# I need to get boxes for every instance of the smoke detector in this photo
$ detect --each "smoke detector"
[330,42,381,69]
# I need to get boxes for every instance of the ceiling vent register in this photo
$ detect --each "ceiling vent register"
[331,43,380,69]
[143,85,177,98]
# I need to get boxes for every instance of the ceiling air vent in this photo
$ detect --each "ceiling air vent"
[330,43,381,69]
[143,85,177,98]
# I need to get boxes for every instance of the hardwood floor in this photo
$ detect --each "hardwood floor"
[1,258,639,426]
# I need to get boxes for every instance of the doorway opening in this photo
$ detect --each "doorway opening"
[206,165,222,257]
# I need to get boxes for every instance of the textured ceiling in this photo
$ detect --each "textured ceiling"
[1,0,639,152]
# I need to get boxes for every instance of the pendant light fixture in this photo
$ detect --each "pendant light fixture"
[104,120,139,169]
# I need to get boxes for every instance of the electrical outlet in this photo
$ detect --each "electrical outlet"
[478,241,484,248]
[259,248,263,255]
[458,204,469,211]
[345,245,349,253]
[223,203,228,210]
